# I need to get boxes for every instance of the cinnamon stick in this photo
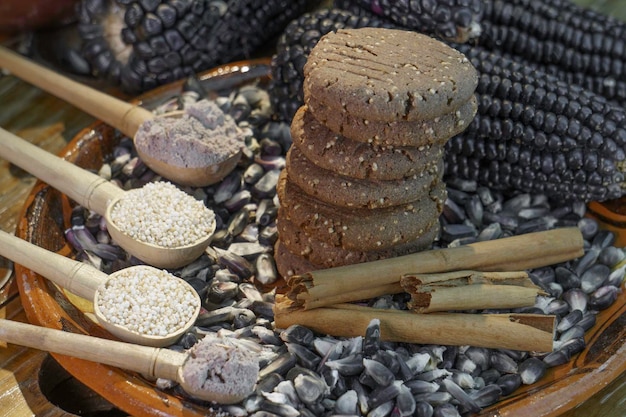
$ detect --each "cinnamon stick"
[286,228,583,310]
[274,296,555,352]
[401,270,546,313]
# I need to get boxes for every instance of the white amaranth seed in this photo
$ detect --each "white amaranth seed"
[109,181,215,247]
[96,266,199,336]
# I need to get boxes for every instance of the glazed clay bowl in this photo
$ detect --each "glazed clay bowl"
[13,61,626,417]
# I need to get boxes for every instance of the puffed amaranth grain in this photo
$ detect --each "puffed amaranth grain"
[277,213,439,269]
[276,170,446,252]
[306,95,477,147]
[286,145,443,209]
[303,27,478,122]
[290,105,445,180]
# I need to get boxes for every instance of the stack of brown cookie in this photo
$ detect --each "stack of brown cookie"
[275,27,478,277]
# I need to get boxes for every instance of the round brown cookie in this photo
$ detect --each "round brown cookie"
[306,95,477,147]
[303,27,478,122]
[274,240,320,278]
[276,170,446,252]
[286,145,443,209]
[291,105,446,180]
[277,212,439,269]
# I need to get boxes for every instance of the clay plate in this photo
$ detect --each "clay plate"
[14,61,626,417]
[588,199,626,248]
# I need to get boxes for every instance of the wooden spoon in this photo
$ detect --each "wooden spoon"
[0,45,242,187]
[0,228,201,347]
[0,318,258,404]
[0,127,215,269]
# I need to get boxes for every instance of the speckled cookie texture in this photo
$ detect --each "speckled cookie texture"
[306,95,477,147]
[274,240,318,278]
[303,28,478,122]
[286,145,442,209]
[274,27,478,277]
[277,214,439,270]
[290,105,445,180]
[277,170,446,252]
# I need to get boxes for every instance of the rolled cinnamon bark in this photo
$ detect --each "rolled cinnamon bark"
[274,298,555,352]
[285,228,583,310]
[401,270,546,313]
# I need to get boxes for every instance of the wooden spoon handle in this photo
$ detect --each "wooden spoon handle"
[0,229,106,299]
[0,46,153,137]
[0,126,124,214]
[0,319,184,381]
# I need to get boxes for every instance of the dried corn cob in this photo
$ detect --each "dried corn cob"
[481,0,626,69]
[489,50,626,108]
[269,8,626,202]
[446,44,626,202]
[204,0,319,66]
[77,0,225,91]
[479,0,626,105]
[76,0,320,93]
[445,152,623,202]
[446,131,621,180]
[455,113,624,173]
[332,0,483,43]
[458,45,626,156]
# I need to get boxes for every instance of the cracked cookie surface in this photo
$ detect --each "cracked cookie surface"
[303,27,478,122]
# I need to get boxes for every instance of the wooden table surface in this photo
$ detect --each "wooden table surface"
[0,10,625,416]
